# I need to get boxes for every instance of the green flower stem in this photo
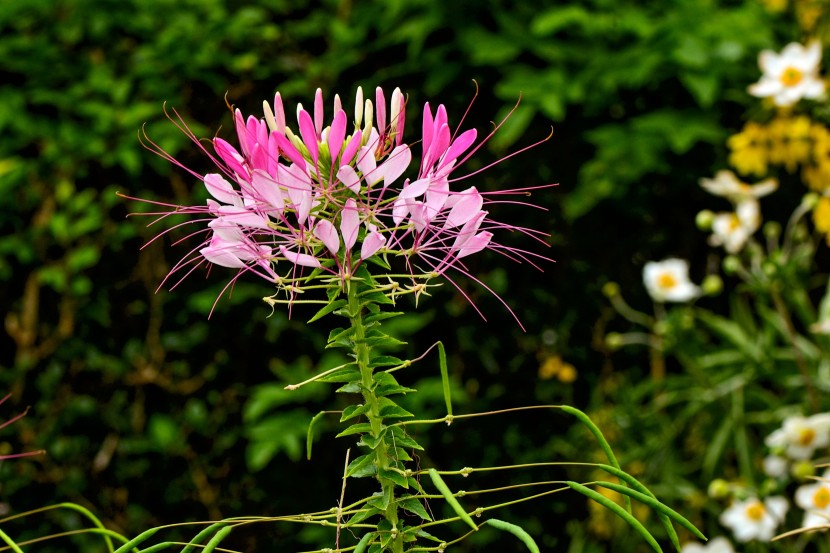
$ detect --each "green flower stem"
[347,280,403,553]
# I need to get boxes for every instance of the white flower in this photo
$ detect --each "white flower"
[643,259,701,303]
[766,414,830,460]
[720,496,788,542]
[708,199,761,254]
[681,536,735,553]
[748,41,825,106]
[763,454,789,478]
[700,171,778,203]
[795,470,830,529]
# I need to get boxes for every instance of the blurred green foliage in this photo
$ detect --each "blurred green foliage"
[0,0,799,550]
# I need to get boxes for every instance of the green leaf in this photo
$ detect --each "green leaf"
[378,397,414,419]
[327,326,355,348]
[336,382,362,393]
[388,426,424,450]
[317,367,362,383]
[346,507,382,526]
[341,403,371,422]
[398,496,432,521]
[378,468,409,489]
[373,372,416,396]
[307,411,328,460]
[368,355,404,368]
[336,423,372,438]
[346,453,377,478]
[308,299,348,323]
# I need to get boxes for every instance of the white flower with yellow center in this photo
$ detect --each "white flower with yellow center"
[681,536,735,553]
[748,41,825,107]
[699,171,778,203]
[709,199,761,254]
[643,259,701,303]
[766,414,830,460]
[795,470,830,529]
[719,496,788,542]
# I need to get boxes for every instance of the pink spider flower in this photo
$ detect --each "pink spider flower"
[131,85,553,323]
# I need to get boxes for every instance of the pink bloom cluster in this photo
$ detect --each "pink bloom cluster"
[137,86,550,316]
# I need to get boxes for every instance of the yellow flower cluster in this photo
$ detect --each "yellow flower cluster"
[538,355,577,383]
[728,116,830,191]
[758,0,825,36]
[813,196,830,244]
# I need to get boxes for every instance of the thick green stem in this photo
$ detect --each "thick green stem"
[347,281,404,553]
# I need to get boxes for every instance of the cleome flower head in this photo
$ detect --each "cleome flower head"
[131,86,553,322]
[748,41,825,107]
[643,258,701,303]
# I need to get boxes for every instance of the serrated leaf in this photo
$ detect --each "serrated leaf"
[336,382,362,393]
[368,355,404,368]
[327,326,355,348]
[368,492,391,512]
[378,397,414,419]
[373,372,416,396]
[388,426,424,450]
[341,403,371,422]
[399,497,432,521]
[359,428,387,450]
[317,367,361,383]
[346,507,381,526]
[346,454,377,478]
[308,299,347,323]
[378,468,409,489]
[336,422,372,438]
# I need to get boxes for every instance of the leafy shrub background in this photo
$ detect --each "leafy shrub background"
[0,0,797,550]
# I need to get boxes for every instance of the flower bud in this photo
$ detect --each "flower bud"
[701,274,723,296]
[723,256,741,274]
[605,332,624,350]
[791,460,816,481]
[763,221,781,240]
[760,478,780,496]
[803,192,820,209]
[708,478,730,499]
[696,210,715,231]
[602,282,620,298]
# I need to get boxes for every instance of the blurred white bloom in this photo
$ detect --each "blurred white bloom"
[810,318,830,334]
[708,200,761,254]
[766,414,830,460]
[681,537,735,553]
[795,470,830,529]
[700,171,778,203]
[748,41,825,106]
[643,259,701,303]
[720,496,788,542]
[763,454,789,478]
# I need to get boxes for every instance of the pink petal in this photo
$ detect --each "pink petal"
[280,245,322,268]
[214,138,247,177]
[375,87,387,135]
[400,177,430,199]
[340,130,363,165]
[443,187,483,229]
[357,145,378,185]
[234,109,250,157]
[421,102,434,165]
[375,145,411,188]
[456,231,492,259]
[273,92,286,134]
[314,219,340,255]
[440,128,477,169]
[340,198,360,251]
[424,176,449,221]
[392,196,409,226]
[314,88,324,137]
[451,210,486,250]
[298,109,319,166]
[204,173,240,206]
[273,132,305,168]
[361,230,386,260]
[216,205,270,229]
[251,169,285,212]
[208,218,245,243]
[201,244,247,268]
[336,165,361,193]
[280,163,312,207]
[327,110,347,162]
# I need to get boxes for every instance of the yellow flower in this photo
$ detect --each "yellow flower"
[803,161,830,191]
[760,0,788,11]
[767,115,812,171]
[538,355,577,383]
[813,196,830,245]
[728,122,770,177]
